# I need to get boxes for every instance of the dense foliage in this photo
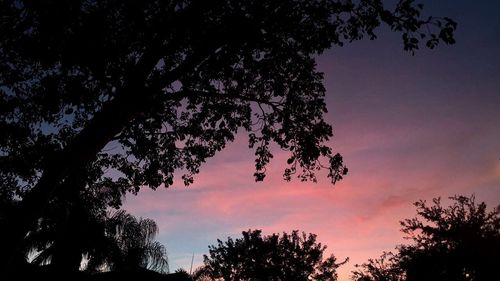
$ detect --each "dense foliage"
[202,229,347,281]
[352,195,500,281]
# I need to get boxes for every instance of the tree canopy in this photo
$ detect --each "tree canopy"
[202,229,347,281]
[0,0,456,268]
[352,195,500,281]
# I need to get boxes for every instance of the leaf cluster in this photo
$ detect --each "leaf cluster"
[352,195,500,281]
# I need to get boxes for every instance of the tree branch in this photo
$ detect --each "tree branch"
[168,89,283,112]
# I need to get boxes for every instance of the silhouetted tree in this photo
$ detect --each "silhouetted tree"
[94,210,169,273]
[190,266,213,281]
[202,229,347,281]
[352,195,500,281]
[0,0,456,266]
[351,252,403,281]
[27,209,168,274]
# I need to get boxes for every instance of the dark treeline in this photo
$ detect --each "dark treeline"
[163,195,500,281]
[3,194,500,281]
[187,195,500,281]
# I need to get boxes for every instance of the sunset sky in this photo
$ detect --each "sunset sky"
[124,1,500,280]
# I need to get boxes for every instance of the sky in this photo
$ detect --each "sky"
[124,1,500,280]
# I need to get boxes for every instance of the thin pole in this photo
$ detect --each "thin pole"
[189,252,194,275]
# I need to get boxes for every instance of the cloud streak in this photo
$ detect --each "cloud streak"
[125,2,500,280]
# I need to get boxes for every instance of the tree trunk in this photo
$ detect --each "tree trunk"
[1,40,221,270]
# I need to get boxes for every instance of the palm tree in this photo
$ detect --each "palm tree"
[86,210,169,273]
[27,207,168,274]
[26,195,107,272]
